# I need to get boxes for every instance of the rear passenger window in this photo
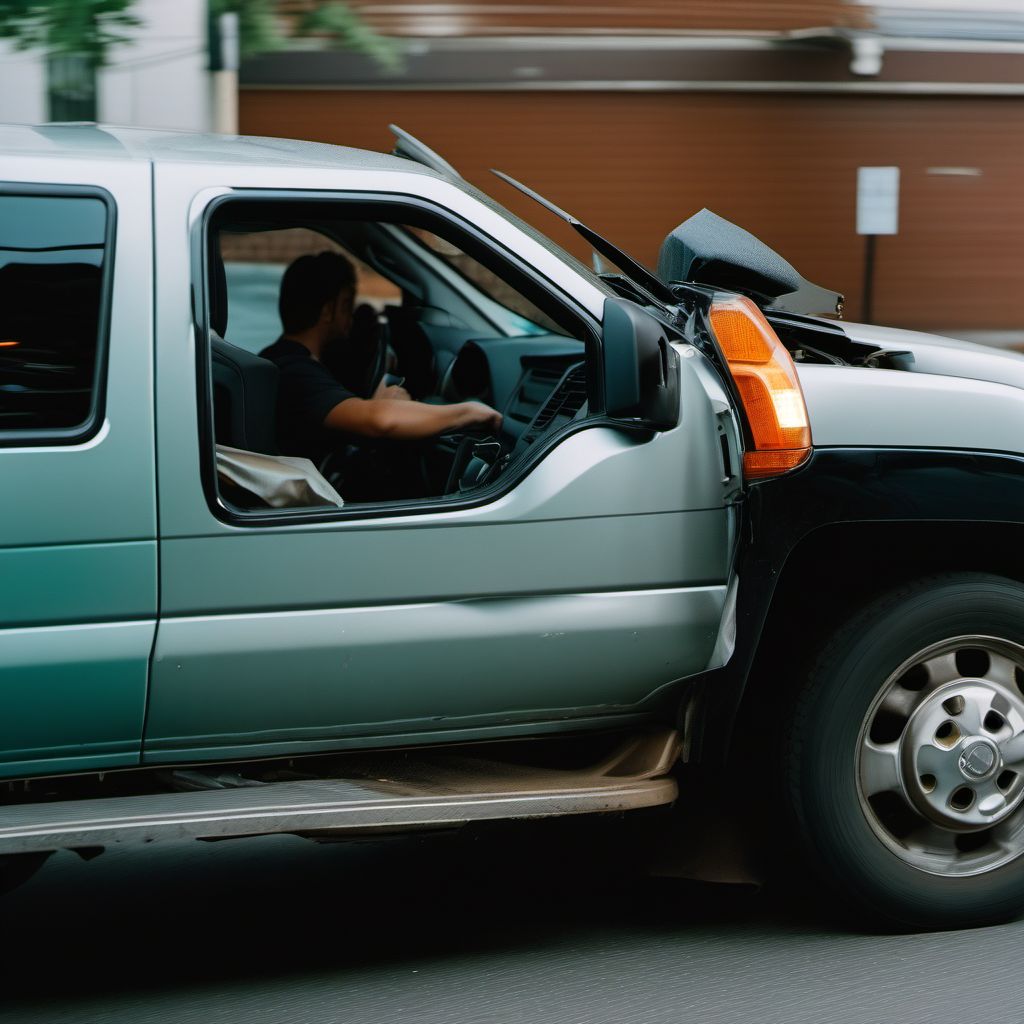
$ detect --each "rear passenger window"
[0,192,111,438]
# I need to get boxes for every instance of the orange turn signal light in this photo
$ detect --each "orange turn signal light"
[709,295,811,479]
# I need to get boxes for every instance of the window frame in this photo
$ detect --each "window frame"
[0,181,117,448]
[193,188,614,527]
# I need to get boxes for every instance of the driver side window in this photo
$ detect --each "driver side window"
[202,197,595,518]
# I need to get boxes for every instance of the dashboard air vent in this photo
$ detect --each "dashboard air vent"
[505,364,564,425]
[521,363,587,445]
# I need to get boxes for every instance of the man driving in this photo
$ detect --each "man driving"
[260,251,502,465]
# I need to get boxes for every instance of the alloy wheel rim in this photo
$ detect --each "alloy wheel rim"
[856,636,1024,877]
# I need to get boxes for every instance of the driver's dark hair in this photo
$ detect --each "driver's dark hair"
[279,251,357,333]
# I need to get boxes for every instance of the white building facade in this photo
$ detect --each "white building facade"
[0,0,212,131]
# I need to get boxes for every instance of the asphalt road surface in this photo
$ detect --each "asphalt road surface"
[3,814,1023,1024]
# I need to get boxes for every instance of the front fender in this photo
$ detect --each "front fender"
[694,446,1024,764]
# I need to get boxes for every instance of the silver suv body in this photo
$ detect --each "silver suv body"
[3,123,1024,930]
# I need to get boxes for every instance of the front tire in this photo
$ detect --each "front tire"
[784,573,1024,929]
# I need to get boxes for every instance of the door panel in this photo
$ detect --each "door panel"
[0,621,153,778]
[0,157,156,777]
[0,542,155,628]
[157,504,727,616]
[147,404,733,761]
[145,584,726,760]
[146,165,733,762]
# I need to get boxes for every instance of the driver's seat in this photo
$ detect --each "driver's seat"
[211,332,280,455]
[207,237,280,455]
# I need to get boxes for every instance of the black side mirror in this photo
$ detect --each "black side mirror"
[601,298,680,430]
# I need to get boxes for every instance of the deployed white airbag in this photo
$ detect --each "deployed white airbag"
[215,445,344,509]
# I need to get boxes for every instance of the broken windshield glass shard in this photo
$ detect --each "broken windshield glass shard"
[490,169,676,305]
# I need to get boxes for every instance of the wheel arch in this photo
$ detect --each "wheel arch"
[688,445,1024,768]
[758,519,1024,643]
[722,521,1024,768]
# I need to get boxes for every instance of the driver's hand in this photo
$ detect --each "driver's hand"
[459,401,503,434]
[374,382,412,402]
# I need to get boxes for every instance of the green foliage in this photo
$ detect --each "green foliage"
[299,2,400,70]
[212,0,400,68]
[0,0,139,65]
[211,0,286,57]
[0,1,399,69]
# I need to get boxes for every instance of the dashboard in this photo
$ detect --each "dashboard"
[433,334,590,493]
[439,333,589,447]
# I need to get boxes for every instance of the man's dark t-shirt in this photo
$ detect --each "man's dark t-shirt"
[259,337,357,464]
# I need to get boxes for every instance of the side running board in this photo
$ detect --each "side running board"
[0,731,681,856]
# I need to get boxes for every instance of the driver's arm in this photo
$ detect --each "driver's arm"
[324,397,501,440]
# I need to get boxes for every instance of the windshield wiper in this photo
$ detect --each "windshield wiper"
[491,170,677,307]
[599,273,660,305]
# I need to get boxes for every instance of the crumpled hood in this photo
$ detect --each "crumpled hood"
[794,319,1024,452]
[838,320,1024,391]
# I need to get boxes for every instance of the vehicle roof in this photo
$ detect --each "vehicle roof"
[0,123,440,176]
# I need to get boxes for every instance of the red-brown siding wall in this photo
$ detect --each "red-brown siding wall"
[241,89,1024,332]
[278,0,868,34]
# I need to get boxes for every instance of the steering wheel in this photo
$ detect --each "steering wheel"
[444,434,503,494]
[322,304,388,399]
[359,331,387,399]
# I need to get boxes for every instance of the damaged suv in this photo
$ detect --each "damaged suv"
[3,122,1024,930]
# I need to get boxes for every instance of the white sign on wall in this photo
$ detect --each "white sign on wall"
[856,166,900,236]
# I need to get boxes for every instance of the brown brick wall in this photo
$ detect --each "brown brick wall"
[241,89,1024,332]
[277,0,869,35]
[220,228,400,303]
